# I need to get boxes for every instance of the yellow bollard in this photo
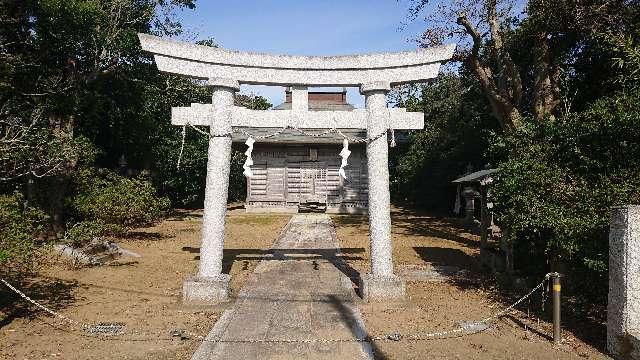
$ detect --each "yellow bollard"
[551,273,562,345]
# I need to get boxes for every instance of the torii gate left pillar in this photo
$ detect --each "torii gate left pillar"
[182,78,239,304]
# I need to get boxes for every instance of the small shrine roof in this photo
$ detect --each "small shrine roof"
[452,169,498,184]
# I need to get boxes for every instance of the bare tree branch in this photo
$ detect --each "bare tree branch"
[456,8,522,131]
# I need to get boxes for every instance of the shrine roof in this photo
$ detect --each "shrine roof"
[273,91,355,111]
[272,102,355,111]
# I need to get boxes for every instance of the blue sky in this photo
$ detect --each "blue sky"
[176,0,432,108]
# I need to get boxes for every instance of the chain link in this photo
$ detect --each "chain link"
[1,279,92,331]
[1,273,555,344]
[406,274,551,341]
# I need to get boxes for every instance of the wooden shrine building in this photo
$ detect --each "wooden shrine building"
[233,89,369,213]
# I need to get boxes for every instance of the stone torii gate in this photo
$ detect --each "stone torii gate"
[138,34,454,304]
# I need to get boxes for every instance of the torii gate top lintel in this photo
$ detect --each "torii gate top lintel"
[137,33,455,87]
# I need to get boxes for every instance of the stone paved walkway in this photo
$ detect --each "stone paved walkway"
[192,214,374,360]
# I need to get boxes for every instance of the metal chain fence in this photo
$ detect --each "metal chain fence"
[1,273,556,344]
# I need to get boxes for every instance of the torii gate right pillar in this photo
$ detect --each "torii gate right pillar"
[359,81,406,302]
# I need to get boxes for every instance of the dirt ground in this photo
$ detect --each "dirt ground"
[1,206,609,359]
[0,210,290,360]
[332,206,608,360]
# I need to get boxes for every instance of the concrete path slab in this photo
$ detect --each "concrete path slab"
[192,214,374,360]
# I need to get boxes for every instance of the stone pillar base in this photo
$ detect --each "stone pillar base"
[360,273,405,302]
[183,274,231,305]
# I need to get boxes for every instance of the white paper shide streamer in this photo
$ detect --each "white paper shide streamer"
[338,138,351,180]
[243,137,255,178]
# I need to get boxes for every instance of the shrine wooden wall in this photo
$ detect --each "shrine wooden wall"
[245,143,368,213]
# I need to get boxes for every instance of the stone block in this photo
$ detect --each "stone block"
[359,273,405,302]
[183,274,231,305]
[629,331,640,360]
[607,205,640,359]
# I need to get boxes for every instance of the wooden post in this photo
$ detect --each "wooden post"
[480,187,489,249]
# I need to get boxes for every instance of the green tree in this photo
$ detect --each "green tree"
[0,0,197,229]
[486,29,640,307]
[401,2,640,312]
[406,0,635,131]
[150,89,272,207]
[389,72,498,211]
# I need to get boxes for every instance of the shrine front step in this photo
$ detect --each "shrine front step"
[298,201,327,213]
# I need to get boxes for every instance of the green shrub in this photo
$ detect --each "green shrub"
[65,220,125,247]
[68,168,170,228]
[0,192,48,271]
[228,149,248,203]
[489,89,640,306]
[151,128,209,207]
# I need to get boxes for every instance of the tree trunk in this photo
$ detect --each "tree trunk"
[46,114,76,237]
[46,176,69,237]
[468,55,523,132]
[533,35,561,120]
[458,8,524,133]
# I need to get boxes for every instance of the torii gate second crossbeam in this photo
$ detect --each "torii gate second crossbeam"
[138,34,455,304]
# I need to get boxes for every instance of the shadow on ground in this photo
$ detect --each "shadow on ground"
[165,209,203,222]
[125,231,168,241]
[0,277,78,329]
[413,235,607,352]
[396,220,479,248]
[413,247,480,272]
[182,246,364,292]
[331,211,478,250]
[326,294,388,360]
